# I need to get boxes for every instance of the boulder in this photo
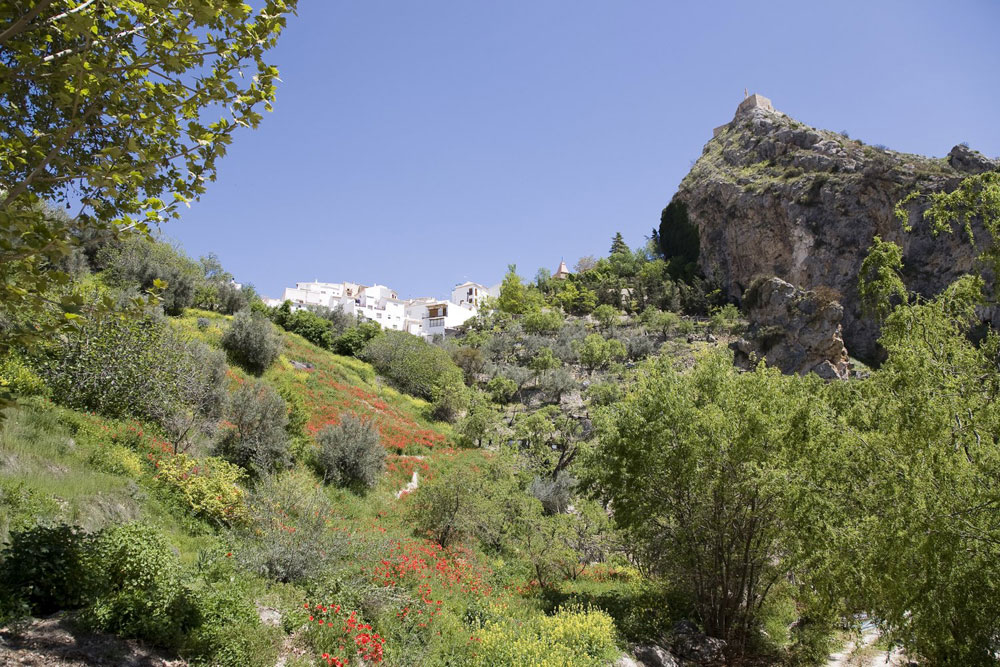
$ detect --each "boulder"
[632,643,680,667]
[669,620,727,664]
[731,277,850,380]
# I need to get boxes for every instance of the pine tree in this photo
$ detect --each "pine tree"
[609,232,629,256]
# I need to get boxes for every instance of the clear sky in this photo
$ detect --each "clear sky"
[166,0,1000,300]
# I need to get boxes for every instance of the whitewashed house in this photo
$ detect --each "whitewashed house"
[450,282,496,310]
[405,299,477,339]
[339,284,407,331]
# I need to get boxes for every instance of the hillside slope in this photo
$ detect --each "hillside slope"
[666,94,998,360]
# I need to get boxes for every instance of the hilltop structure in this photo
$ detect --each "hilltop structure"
[553,260,571,280]
[266,279,499,339]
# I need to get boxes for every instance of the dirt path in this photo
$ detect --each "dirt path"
[826,624,909,667]
[0,615,184,666]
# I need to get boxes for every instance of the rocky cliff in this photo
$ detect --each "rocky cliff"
[665,94,998,361]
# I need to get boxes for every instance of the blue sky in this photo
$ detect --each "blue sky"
[167,0,1000,300]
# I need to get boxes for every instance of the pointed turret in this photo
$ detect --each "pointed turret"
[554,260,570,280]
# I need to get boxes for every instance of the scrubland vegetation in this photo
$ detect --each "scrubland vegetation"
[3,3,1000,663]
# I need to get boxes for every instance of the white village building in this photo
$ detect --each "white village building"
[272,278,501,339]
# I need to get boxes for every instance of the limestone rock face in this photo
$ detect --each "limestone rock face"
[671,97,999,360]
[732,277,850,380]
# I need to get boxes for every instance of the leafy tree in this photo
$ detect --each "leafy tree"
[0,0,297,350]
[497,264,542,315]
[221,310,282,375]
[315,414,385,490]
[451,345,486,384]
[586,352,830,652]
[331,320,382,357]
[858,235,908,321]
[575,334,626,371]
[528,346,560,380]
[35,296,222,426]
[486,375,518,405]
[454,391,503,448]
[521,309,564,335]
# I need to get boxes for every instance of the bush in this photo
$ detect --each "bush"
[361,330,463,400]
[216,379,290,477]
[451,345,487,384]
[87,522,197,646]
[0,524,98,615]
[280,309,335,349]
[37,307,222,425]
[89,443,144,477]
[154,454,248,526]
[100,235,201,315]
[592,304,620,330]
[472,604,619,666]
[184,581,281,667]
[431,381,469,423]
[316,414,385,489]
[625,334,656,360]
[237,471,344,582]
[0,353,48,397]
[222,310,282,374]
[585,381,621,407]
[575,334,626,371]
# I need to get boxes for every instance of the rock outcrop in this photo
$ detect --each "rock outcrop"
[732,277,850,380]
[667,94,998,361]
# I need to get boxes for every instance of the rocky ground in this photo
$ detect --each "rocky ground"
[0,615,184,666]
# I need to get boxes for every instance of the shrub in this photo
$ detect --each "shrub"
[522,310,564,335]
[0,353,48,397]
[585,381,621,407]
[361,330,463,400]
[89,443,145,477]
[592,304,620,330]
[281,309,335,349]
[237,471,344,583]
[184,581,281,667]
[154,454,248,526]
[625,335,656,360]
[37,308,220,425]
[0,524,98,615]
[472,605,619,666]
[222,310,282,374]
[216,379,290,477]
[316,414,385,489]
[87,522,197,646]
[100,235,201,315]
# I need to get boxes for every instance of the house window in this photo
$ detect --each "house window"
[428,317,445,328]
